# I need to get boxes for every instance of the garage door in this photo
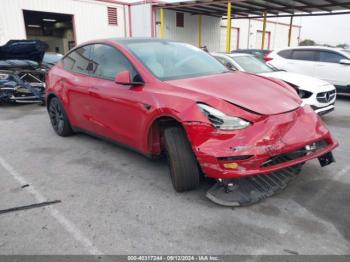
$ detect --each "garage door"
[23,10,75,54]
[220,26,239,52]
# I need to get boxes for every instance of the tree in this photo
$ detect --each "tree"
[336,43,349,49]
[299,39,316,46]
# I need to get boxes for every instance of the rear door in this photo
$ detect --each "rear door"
[313,50,350,86]
[61,45,94,130]
[284,49,318,77]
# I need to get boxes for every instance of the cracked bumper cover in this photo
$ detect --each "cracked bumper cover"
[184,105,338,180]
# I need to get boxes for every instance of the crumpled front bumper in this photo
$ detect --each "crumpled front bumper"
[184,105,338,180]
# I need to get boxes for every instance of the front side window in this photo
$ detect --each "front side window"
[125,41,228,81]
[319,51,345,63]
[90,44,137,81]
[63,45,92,74]
[291,50,317,61]
[230,55,274,74]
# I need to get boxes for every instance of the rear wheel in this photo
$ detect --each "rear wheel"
[48,97,73,137]
[164,126,200,192]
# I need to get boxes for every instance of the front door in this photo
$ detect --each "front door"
[87,44,153,151]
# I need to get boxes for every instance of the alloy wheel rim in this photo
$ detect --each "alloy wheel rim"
[49,101,64,133]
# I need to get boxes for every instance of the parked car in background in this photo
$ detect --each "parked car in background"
[266,46,350,94]
[46,38,337,199]
[212,53,336,115]
[231,49,271,61]
[42,52,63,69]
[0,40,48,104]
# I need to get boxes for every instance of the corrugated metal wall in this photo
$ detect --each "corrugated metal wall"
[154,8,301,52]
[0,0,128,46]
[130,4,152,37]
[155,9,222,51]
[220,18,301,50]
[0,1,301,52]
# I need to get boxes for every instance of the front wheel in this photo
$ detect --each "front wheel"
[48,97,73,137]
[164,126,200,192]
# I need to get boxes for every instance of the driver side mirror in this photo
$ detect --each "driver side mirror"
[115,70,144,86]
[340,59,350,65]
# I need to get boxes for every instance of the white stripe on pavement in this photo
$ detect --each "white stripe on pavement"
[0,156,103,255]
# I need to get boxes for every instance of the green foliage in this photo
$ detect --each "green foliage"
[336,43,349,49]
[299,39,316,46]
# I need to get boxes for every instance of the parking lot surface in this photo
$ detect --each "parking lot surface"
[0,97,349,255]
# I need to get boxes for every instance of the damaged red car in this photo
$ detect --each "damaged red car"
[46,39,338,206]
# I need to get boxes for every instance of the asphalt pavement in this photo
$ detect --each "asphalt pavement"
[0,97,349,255]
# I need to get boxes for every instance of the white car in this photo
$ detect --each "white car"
[265,46,350,94]
[212,52,336,115]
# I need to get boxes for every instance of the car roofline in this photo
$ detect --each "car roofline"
[276,46,346,51]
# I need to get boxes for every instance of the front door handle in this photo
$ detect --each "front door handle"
[88,86,99,97]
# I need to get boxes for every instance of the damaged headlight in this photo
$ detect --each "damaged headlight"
[0,73,10,80]
[197,103,250,130]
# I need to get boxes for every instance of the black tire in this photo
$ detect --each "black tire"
[164,126,200,192]
[48,97,73,137]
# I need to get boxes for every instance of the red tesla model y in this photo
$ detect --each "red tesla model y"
[46,38,337,204]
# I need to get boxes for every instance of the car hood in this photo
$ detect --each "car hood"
[260,71,334,92]
[166,71,301,115]
[0,40,48,63]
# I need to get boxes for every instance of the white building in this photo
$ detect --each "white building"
[0,0,130,53]
[0,0,301,54]
[152,8,301,52]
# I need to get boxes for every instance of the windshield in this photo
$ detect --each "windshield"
[341,49,350,58]
[43,53,63,64]
[125,41,229,81]
[229,55,274,74]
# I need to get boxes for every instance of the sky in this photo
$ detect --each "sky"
[298,14,350,46]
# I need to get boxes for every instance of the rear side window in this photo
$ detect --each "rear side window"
[278,49,292,59]
[319,51,345,63]
[90,44,138,81]
[63,45,92,74]
[290,50,317,61]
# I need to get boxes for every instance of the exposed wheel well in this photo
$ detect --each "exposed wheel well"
[46,93,57,110]
[147,116,184,157]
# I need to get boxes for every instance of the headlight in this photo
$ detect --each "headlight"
[0,73,9,80]
[298,89,312,99]
[197,103,250,130]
